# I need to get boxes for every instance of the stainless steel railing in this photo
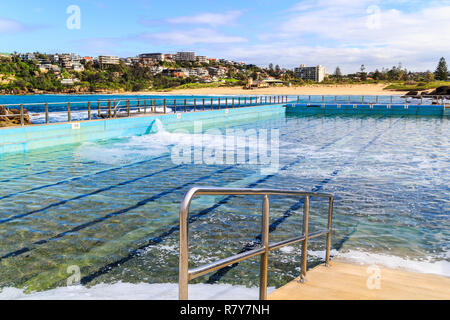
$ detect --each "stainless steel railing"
[179,187,334,300]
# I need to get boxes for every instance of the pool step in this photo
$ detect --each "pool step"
[269,261,450,300]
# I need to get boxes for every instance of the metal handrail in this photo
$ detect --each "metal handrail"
[179,187,334,300]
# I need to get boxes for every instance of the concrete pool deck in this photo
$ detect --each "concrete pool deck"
[269,261,450,300]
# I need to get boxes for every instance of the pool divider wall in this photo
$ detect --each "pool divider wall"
[0,105,286,155]
[285,103,447,116]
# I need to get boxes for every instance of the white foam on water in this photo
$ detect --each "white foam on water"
[78,118,265,166]
[334,250,450,277]
[0,283,275,300]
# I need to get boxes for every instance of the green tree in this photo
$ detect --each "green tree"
[434,57,448,80]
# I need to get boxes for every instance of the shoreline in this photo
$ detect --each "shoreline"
[0,84,409,97]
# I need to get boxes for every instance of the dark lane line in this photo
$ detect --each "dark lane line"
[0,170,51,183]
[0,160,179,225]
[0,154,171,202]
[80,115,379,284]
[0,165,236,261]
[206,116,403,283]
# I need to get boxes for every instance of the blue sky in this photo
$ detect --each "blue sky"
[1,0,449,73]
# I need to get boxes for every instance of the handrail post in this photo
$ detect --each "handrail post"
[20,104,24,126]
[260,195,270,300]
[164,99,167,114]
[45,103,49,124]
[218,98,221,110]
[300,196,310,283]
[127,100,130,117]
[88,102,91,120]
[174,99,177,113]
[184,99,187,112]
[98,101,101,117]
[179,201,189,300]
[326,196,334,266]
[210,98,213,110]
[67,102,71,122]
[107,100,111,118]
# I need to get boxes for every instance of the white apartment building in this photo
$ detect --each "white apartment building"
[294,64,326,82]
[98,55,120,66]
[196,56,208,64]
[139,53,165,62]
[176,52,196,62]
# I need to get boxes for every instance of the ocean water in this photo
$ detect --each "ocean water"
[0,98,449,299]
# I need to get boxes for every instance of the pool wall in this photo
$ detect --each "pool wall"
[286,103,449,116]
[0,105,285,155]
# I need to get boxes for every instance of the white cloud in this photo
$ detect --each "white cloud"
[227,1,450,72]
[0,18,25,33]
[141,28,247,46]
[167,11,243,27]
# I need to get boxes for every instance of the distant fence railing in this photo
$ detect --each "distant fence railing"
[0,96,290,126]
[0,95,447,127]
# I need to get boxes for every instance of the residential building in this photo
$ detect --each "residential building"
[98,55,120,66]
[59,54,73,69]
[72,63,85,72]
[196,56,209,64]
[176,52,195,62]
[164,54,176,61]
[20,53,35,61]
[150,66,166,75]
[139,53,165,63]
[294,64,326,82]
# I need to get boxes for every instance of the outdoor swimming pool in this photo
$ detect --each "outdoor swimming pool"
[0,106,448,299]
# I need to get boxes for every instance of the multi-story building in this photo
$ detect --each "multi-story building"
[139,53,165,63]
[20,53,35,61]
[196,56,208,64]
[98,55,120,66]
[150,66,166,75]
[59,54,73,69]
[164,54,176,61]
[176,52,195,62]
[294,64,326,82]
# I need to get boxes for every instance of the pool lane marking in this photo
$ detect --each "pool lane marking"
[206,116,404,283]
[0,165,240,261]
[0,153,172,202]
[0,119,328,262]
[0,170,52,183]
[78,115,381,284]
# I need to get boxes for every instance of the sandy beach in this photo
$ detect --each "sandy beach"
[138,84,408,96]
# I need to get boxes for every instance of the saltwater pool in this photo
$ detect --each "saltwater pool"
[0,109,448,298]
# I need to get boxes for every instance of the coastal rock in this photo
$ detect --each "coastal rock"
[428,86,450,96]
[0,106,32,127]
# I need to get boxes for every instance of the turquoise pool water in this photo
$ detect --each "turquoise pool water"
[0,110,448,293]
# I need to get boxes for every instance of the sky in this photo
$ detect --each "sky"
[0,0,449,73]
